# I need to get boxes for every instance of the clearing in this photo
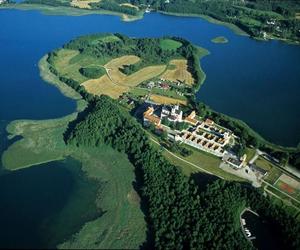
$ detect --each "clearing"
[150,94,187,105]
[161,59,194,85]
[120,3,139,10]
[160,39,182,50]
[71,0,102,9]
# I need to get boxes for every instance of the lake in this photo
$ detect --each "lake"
[0,157,102,249]
[0,7,299,248]
[0,9,299,146]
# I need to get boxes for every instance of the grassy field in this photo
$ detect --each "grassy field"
[160,39,182,50]
[161,142,245,181]
[83,74,129,98]
[255,156,276,171]
[71,0,101,9]
[161,59,194,85]
[57,53,166,98]
[120,3,139,10]
[124,65,166,86]
[150,94,187,105]
[245,147,256,162]
[82,55,166,98]
[211,36,228,44]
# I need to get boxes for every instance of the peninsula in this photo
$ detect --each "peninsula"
[3,33,300,249]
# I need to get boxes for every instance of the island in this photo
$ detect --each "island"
[2,0,300,44]
[211,36,229,44]
[3,33,300,249]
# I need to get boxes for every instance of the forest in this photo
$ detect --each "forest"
[64,94,300,249]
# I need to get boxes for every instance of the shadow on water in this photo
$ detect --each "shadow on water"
[241,211,285,250]
[0,158,103,249]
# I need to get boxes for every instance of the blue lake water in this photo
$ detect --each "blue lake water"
[0,157,102,248]
[0,7,299,248]
[0,9,299,146]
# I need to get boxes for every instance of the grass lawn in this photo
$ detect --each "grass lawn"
[161,142,245,182]
[245,147,256,162]
[266,185,300,211]
[160,39,182,50]
[265,167,282,184]
[255,156,276,171]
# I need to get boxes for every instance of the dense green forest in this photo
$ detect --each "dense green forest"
[64,95,300,249]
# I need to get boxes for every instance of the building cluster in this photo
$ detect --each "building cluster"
[143,104,183,127]
[143,103,234,157]
[142,102,270,183]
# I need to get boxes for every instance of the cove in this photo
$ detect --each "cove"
[0,9,299,146]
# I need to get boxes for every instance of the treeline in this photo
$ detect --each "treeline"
[64,95,300,249]
[23,0,70,7]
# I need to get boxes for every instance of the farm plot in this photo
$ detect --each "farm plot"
[71,0,101,9]
[82,55,166,98]
[161,59,194,85]
[150,94,187,105]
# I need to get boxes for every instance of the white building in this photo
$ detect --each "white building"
[161,105,183,123]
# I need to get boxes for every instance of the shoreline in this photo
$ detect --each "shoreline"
[1,3,299,45]
[0,3,144,22]
[158,11,248,37]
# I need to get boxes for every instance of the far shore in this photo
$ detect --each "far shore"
[0,3,144,22]
[1,3,300,45]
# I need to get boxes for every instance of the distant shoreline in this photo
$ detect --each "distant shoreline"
[1,3,299,45]
[0,3,143,22]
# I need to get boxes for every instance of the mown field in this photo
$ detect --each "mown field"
[71,0,101,9]
[161,59,194,85]
[49,34,202,100]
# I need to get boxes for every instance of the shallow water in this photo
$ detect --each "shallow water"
[0,157,102,248]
